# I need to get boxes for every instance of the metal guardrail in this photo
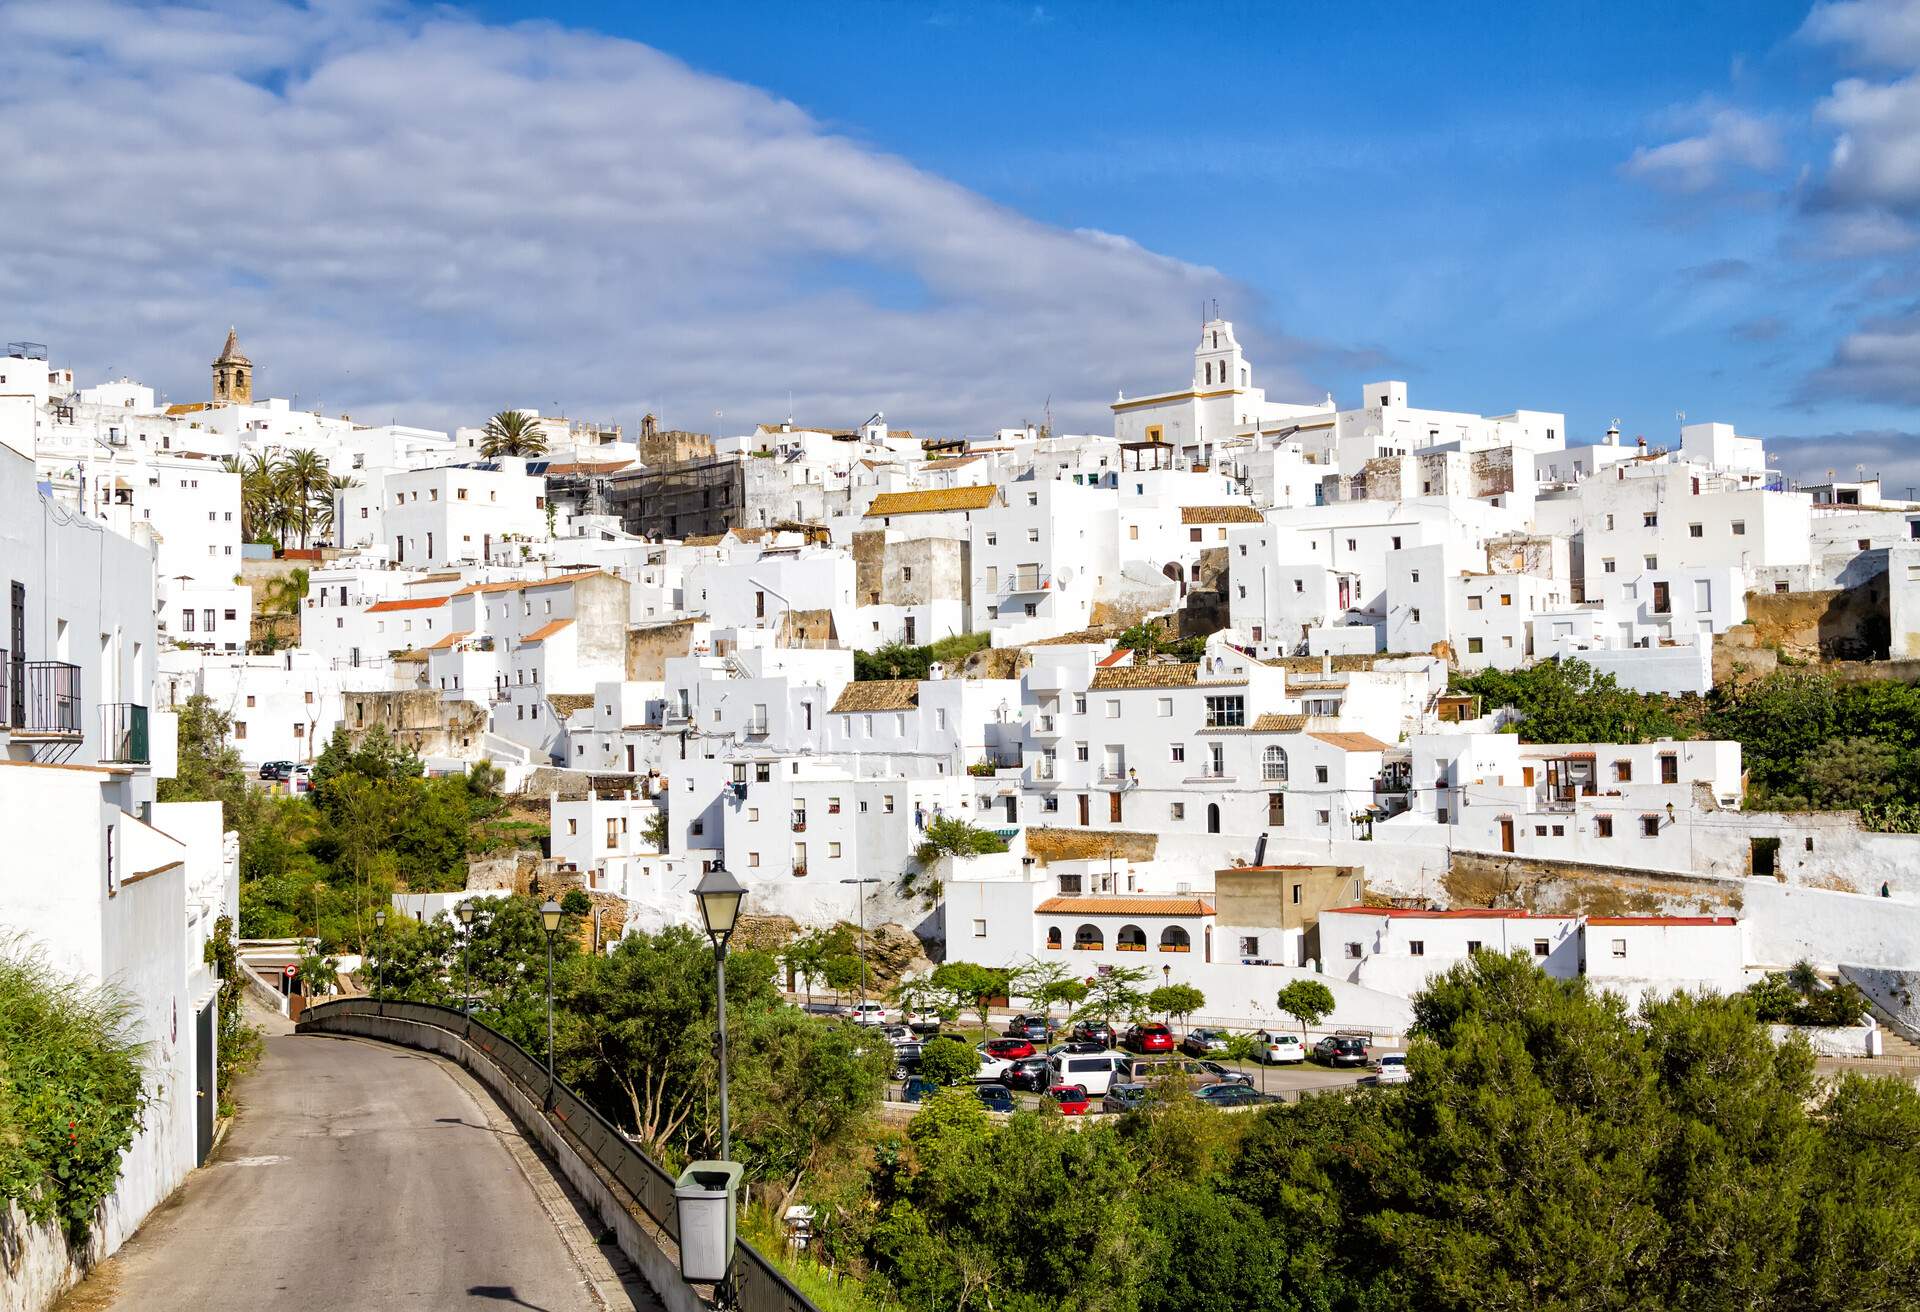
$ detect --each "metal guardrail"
[298,998,815,1312]
[100,702,149,763]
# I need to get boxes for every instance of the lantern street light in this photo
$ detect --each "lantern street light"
[540,897,564,1110]
[693,863,747,1161]
[840,876,881,1009]
[373,908,388,999]
[455,899,477,1015]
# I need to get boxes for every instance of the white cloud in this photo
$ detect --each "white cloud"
[1622,108,1783,193]
[1800,310,1920,405]
[1814,73,1920,216]
[1801,0,1920,67]
[0,0,1304,434]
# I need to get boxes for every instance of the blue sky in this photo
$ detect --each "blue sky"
[4,1,1919,482]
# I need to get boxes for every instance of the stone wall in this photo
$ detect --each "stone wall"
[625,618,700,680]
[1442,850,1744,918]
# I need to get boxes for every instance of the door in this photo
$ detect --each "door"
[194,1001,215,1165]
[1004,795,1017,823]
[8,581,23,725]
[1077,794,1090,826]
[1499,818,1515,853]
[1206,803,1221,834]
[1109,792,1122,823]
[904,616,916,644]
[626,744,636,772]
[484,533,492,561]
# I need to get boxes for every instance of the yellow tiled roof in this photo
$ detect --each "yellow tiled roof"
[829,680,919,713]
[1036,895,1215,917]
[1251,713,1309,732]
[863,485,998,517]
[1180,505,1263,525]
[1308,731,1393,752]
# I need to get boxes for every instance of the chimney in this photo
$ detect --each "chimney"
[1321,651,1332,678]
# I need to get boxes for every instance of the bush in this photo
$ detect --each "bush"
[916,1037,978,1087]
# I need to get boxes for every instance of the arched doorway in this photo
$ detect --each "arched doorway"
[1163,561,1186,597]
[1206,802,1221,834]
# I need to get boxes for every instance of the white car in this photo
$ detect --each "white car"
[848,1002,896,1027]
[973,1045,1016,1082]
[905,1008,941,1028]
[1374,1052,1410,1084]
[1254,1031,1307,1064]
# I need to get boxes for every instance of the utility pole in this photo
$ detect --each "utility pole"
[841,876,881,1008]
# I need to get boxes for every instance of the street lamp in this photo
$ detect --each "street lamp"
[540,897,564,1110]
[693,862,746,1161]
[840,876,881,1009]
[373,908,387,999]
[455,899,477,1015]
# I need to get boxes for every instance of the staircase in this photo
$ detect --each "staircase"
[1879,1029,1920,1065]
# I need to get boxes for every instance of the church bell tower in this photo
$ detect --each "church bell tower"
[212,327,252,405]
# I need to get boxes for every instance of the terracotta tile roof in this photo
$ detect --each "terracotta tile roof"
[1252,713,1309,732]
[425,629,471,651]
[1263,653,1418,673]
[863,485,998,517]
[1090,663,1198,689]
[547,693,596,718]
[830,680,920,713]
[1307,731,1393,752]
[520,618,575,644]
[1036,895,1216,917]
[1180,505,1263,525]
[1095,648,1134,668]
[367,596,450,613]
[1023,828,1159,863]
[923,455,982,471]
[454,569,607,597]
[406,572,465,586]
[1586,916,1737,927]
[681,534,727,547]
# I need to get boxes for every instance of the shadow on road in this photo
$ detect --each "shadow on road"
[468,1286,553,1310]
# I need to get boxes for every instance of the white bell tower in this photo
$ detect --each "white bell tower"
[1193,318,1249,392]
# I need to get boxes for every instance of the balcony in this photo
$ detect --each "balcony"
[2,659,82,740]
[1031,714,1060,737]
[744,717,770,737]
[100,703,150,764]
[999,569,1052,596]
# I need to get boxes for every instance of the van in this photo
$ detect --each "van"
[1114,1057,1241,1088]
[1047,1050,1123,1096]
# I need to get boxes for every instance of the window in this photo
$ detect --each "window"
[1316,810,1331,824]
[1203,695,1245,728]
[1262,746,1288,781]
[1645,555,1658,570]
[1643,512,1657,527]
[1660,754,1679,783]
[1105,699,1120,718]
[1408,940,1425,957]
[1345,942,1363,959]
[1314,765,1329,784]
[1410,607,1421,622]
[1156,697,1172,716]
[1076,742,1089,762]
[748,852,760,867]
[1467,637,1484,654]
[1466,940,1481,954]
[1239,936,1260,957]
[1500,594,1512,607]
[1533,939,1550,958]
[1391,536,1402,550]
[1190,527,1204,542]
[1551,824,1564,836]
[1614,760,1632,782]
[234,720,246,739]
[1468,595,1483,611]
[883,795,895,813]
[1170,802,1185,820]
[1642,815,1661,837]
[1027,528,1040,543]
[246,695,256,708]
[1170,743,1186,763]
[973,918,988,938]
[1732,520,1746,536]
[829,842,842,858]
[1074,695,1087,715]
[1611,938,1628,958]
[1597,815,1614,838]
[1535,825,1547,837]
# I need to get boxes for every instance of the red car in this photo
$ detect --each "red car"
[982,1037,1036,1061]
[1125,1024,1175,1054]
[1047,1084,1091,1116]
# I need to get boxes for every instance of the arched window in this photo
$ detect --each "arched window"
[1207,803,1221,834]
[1204,361,1213,385]
[1160,925,1191,953]
[1046,926,1063,950]
[1074,923,1104,950]
[1117,924,1147,952]
[1263,746,1289,782]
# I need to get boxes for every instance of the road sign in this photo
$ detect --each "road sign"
[283,965,297,978]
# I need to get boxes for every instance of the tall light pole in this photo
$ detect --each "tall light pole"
[373,908,387,999]
[455,900,476,1015]
[693,863,746,1162]
[840,876,881,1009]
[540,898,563,1111]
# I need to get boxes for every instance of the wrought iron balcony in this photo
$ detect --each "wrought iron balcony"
[100,702,150,764]
[2,658,82,739]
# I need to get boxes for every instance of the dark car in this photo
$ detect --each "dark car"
[976,1084,1015,1113]
[1313,1035,1370,1068]
[1005,1014,1054,1042]
[1180,1027,1231,1058]
[901,1076,938,1103]
[1122,1024,1175,1054]
[1049,1039,1108,1057]
[1071,1020,1118,1048]
[982,1036,1036,1061]
[1192,1059,1252,1086]
[1046,1085,1091,1116]
[1003,1055,1051,1091]
[1194,1082,1264,1108]
[1101,1081,1149,1114]
[258,760,293,780]
[891,1042,923,1080]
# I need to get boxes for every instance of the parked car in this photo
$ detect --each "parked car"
[1193,1082,1265,1108]
[289,764,314,793]
[1049,1039,1108,1057]
[1373,1052,1410,1085]
[1101,1082,1150,1114]
[1122,1024,1175,1054]
[1003,1056,1051,1092]
[257,760,293,781]
[878,1024,916,1045]
[1254,1031,1307,1064]
[801,1002,849,1017]
[1192,1060,1253,1086]
[1046,1085,1092,1116]
[891,1042,923,1080]
[1071,1020,1118,1048]
[849,1002,896,1027]
[1180,1027,1231,1058]
[901,1076,938,1103]
[1313,1035,1370,1068]
[1113,1057,1244,1089]
[1005,1014,1054,1042]
[904,1009,942,1032]
[976,1084,1015,1113]
[1046,1050,1124,1097]
[974,1045,1016,1083]
[982,1037,1036,1061]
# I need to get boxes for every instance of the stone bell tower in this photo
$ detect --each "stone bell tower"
[212,327,252,405]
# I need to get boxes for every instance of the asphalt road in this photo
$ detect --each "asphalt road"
[69,1023,611,1312]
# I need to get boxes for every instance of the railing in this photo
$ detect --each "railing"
[999,569,1051,596]
[744,718,769,737]
[296,999,816,1312]
[2,659,81,737]
[100,702,150,764]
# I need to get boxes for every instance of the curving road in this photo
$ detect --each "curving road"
[67,1013,639,1312]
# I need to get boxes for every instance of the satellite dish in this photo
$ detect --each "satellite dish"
[1056,567,1074,586]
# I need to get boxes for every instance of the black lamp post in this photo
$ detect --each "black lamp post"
[373,908,387,999]
[693,863,746,1161]
[540,897,563,1110]
[455,899,477,1015]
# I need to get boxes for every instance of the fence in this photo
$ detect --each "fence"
[297,998,815,1312]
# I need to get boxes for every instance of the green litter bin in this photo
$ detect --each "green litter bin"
[673,1160,742,1282]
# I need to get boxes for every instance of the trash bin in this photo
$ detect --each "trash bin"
[673,1160,743,1283]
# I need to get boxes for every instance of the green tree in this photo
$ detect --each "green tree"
[480,409,549,458]
[1274,978,1335,1040]
[915,1036,979,1087]
[1146,983,1206,1034]
[1077,964,1151,1028]
[929,961,1010,1033]
[1452,656,1684,743]
[912,815,1009,869]
[731,1006,891,1209]
[157,693,247,821]
[1785,1073,1920,1309]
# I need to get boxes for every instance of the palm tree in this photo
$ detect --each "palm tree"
[227,451,285,544]
[480,410,549,458]
[317,474,358,543]
[281,449,331,549]
[263,567,310,617]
